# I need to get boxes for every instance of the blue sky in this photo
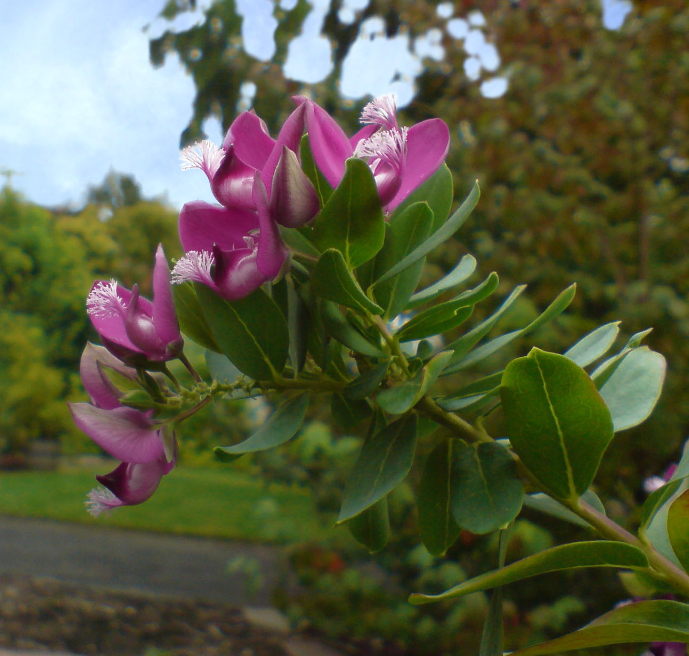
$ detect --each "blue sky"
[0,0,629,210]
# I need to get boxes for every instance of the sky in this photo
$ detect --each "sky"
[0,0,630,211]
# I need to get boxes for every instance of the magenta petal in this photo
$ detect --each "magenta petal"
[96,459,171,506]
[304,100,353,188]
[214,248,269,300]
[152,245,183,349]
[224,111,275,170]
[88,283,142,356]
[270,145,320,228]
[80,343,136,410]
[252,174,287,278]
[68,403,166,464]
[350,124,378,150]
[179,201,259,253]
[261,102,306,195]
[386,118,450,211]
[211,145,256,209]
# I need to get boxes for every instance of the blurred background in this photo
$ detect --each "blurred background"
[0,0,688,654]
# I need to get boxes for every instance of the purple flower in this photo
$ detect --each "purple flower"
[180,101,319,228]
[171,174,288,301]
[87,245,183,365]
[648,643,687,656]
[302,93,450,212]
[69,343,176,516]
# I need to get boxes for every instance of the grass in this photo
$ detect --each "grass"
[0,462,341,544]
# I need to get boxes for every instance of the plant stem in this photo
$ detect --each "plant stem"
[371,315,411,377]
[178,352,202,383]
[416,396,492,444]
[571,498,689,598]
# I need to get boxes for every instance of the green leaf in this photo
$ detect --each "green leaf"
[300,133,333,207]
[373,181,480,286]
[331,393,372,431]
[214,393,309,460]
[279,225,321,259]
[320,301,386,357]
[450,442,523,534]
[435,372,502,412]
[443,286,526,372]
[598,346,666,432]
[639,479,684,540]
[446,284,576,373]
[345,362,390,400]
[205,351,241,385]
[563,322,621,368]
[312,158,385,268]
[505,600,689,655]
[417,439,463,556]
[591,328,653,388]
[645,478,688,568]
[372,202,434,319]
[523,490,606,529]
[409,541,649,604]
[338,413,418,522]
[501,348,614,500]
[312,249,383,314]
[172,282,221,353]
[667,489,689,573]
[407,254,477,310]
[376,351,453,415]
[391,163,454,233]
[287,276,308,374]
[347,496,390,553]
[196,284,289,381]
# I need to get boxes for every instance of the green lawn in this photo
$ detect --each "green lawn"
[0,463,340,544]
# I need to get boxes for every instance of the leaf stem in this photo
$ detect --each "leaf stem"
[178,352,202,383]
[416,396,492,444]
[371,315,412,377]
[570,498,689,598]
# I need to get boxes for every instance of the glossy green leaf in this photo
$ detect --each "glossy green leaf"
[443,285,526,372]
[214,393,309,460]
[667,489,689,573]
[196,284,288,381]
[331,392,372,431]
[417,439,463,556]
[172,282,221,353]
[435,372,502,411]
[501,348,614,500]
[391,163,454,233]
[312,157,385,269]
[373,181,480,286]
[639,479,684,540]
[300,133,333,207]
[287,276,308,374]
[312,249,383,314]
[279,225,321,259]
[506,600,689,655]
[319,301,386,357]
[446,284,576,373]
[372,202,434,318]
[563,322,621,368]
[598,346,666,432]
[345,362,390,400]
[396,304,473,343]
[450,442,523,534]
[407,254,477,309]
[409,541,649,604]
[523,490,606,529]
[645,478,688,568]
[376,351,453,415]
[591,328,653,388]
[338,413,418,522]
[347,496,390,553]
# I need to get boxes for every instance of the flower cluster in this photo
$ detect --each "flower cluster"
[71,94,450,514]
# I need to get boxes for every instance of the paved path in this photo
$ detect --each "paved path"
[0,515,282,606]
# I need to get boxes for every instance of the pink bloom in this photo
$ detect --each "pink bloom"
[180,101,319,228]
[302,93,450,212]
[87,245,183,365]
[69,343,176,516]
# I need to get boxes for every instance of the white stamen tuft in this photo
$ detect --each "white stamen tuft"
[354,127,408,171]
[359,94,398,129]
[171,251,215,286]
[85,487,121,517]
[87,279,126,318]
[180,140,225,177]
